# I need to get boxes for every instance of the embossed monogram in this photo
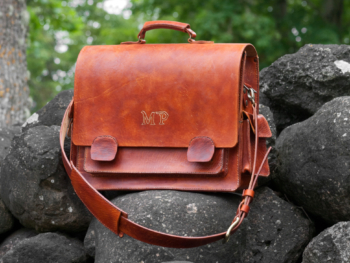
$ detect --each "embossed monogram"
[141,111,169,125]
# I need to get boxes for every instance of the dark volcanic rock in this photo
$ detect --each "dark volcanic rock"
[274,97,350,224]
[260,44,350,132]
[85,188,313,263]
[0,126,21,164]
[0,125,91,232]
[0,126,21,235]
[83,223,96,258]
[22,89,73,132]
[0,228,38,258]
[0,232,89,263]
[302,221,350,263]
[237,188,314,263]
[0,199,14,235]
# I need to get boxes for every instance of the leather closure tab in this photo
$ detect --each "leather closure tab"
[91,135,118,161]
[187,137,215,163]
[257,115,272,138]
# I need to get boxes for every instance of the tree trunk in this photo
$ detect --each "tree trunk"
[321,0,344,29]
[0,0,29,127]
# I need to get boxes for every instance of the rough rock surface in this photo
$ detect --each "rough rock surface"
[83,224,95,258]
[0,228,38,258]
[274,97,350,224]
[260,44,350,132]
[0,125,91,232]
[0,126,21,164]
[0,232,89,263]
[302,221,350,263]
[0,200,14,235]
[0,127,21,235]
[85,188,313,263]
[22,89,73,132]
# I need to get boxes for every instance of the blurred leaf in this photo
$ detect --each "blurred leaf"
[26,0,350,112]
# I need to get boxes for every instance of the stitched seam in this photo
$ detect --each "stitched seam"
[83,147,225,176]
[91,173,225,178]
[188,136,215,147]
[255,55,259,110]
[77,148,238,191]
[147,24,187,32]
[224,148,229,177]
[92,186,238,192]
[236,130,240,188]
[84,147,223,174]
[92,135,117,144]
[236,49,247,189]
[247,122,252,171]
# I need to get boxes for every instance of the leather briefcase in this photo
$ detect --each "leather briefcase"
[60,20,272,248]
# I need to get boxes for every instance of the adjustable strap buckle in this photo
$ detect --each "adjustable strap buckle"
[222,216,240,244]
[243,85,257,106]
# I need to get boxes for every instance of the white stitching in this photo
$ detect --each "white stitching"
[83,147,226,176]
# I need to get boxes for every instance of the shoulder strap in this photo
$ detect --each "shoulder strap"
[60,100,270,248]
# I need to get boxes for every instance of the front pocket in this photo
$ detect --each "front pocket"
[84,147,228,177]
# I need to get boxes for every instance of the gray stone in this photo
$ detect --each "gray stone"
[0,125,91,232]
[22,89,73,132]
[83,224,95,258]
[0,126,20,164]
[260,44,350,132]
[85,187,313,263]
[0,228,38,258]
[302,221,350,263]
[0,232,89,263]
[0,127,19,236]
[274,97,350,224]
[0,199,14,235]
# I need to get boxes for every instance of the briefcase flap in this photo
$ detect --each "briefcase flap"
[72,44,248,148]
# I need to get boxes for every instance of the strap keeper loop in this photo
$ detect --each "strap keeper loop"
[242,189,255,198]
[240,204,250,214]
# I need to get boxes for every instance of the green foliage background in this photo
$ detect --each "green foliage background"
[27,0,350,111]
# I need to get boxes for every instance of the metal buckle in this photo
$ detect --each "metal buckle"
[243,85,257,106]
[222,216,240,244]
[187,34,195,43]
[138,36,145,43]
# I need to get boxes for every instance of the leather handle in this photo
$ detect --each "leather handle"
[137,20,196,40]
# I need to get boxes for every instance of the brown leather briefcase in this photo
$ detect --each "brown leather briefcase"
[60,20,272,248]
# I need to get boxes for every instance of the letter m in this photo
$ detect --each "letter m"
[141,111,156,125]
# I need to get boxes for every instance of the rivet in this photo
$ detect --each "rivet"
[245,100,248,107]
[243,89,246,94]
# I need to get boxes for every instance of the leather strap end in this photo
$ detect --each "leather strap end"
[242,189,255,198]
